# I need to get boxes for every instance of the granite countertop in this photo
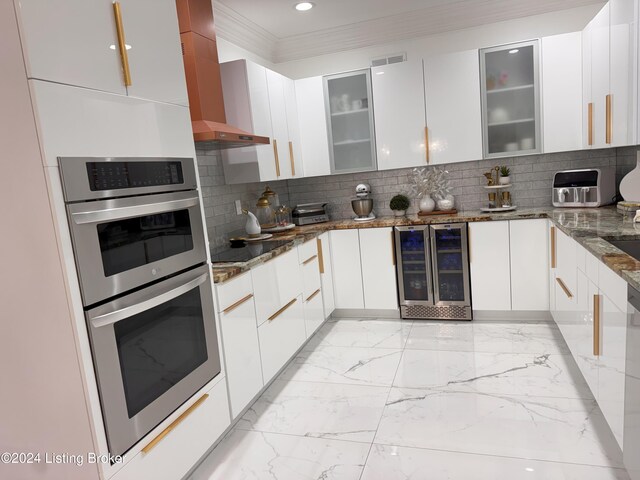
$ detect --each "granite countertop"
[211,206,640,291]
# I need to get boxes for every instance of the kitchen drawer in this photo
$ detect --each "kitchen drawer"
[111,379,230,480]
[258,294,306,383]
[215,271,253,313]
[298,238,318,264]
[555,227,577,294]
[252,249,302,325]
[599,262,627,312]
[586,250,600,285]
[576,242,587,273]
[304,287,324,338]
[301,256,321,300]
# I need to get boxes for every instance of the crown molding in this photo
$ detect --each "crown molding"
[213,1,278,62]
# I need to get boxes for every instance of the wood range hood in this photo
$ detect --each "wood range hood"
[176,0,270,147]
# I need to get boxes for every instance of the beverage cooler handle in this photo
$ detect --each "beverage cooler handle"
[89,272,208,328]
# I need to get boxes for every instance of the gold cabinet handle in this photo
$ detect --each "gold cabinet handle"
[556,277,573,299]
[142,393,209,454]
[306,288,321,302]
[303,254,318,265]
[222,294,254,314]
[424,126,430,164]
[605,94,612,144]
[587,102,594,146]
[550,226,556,269]
[112,2,132,86]
[288,141,296,176]
[268,297,297,321]
[273,139,281,177]
[317,238,325,274]
[593,294,601,356]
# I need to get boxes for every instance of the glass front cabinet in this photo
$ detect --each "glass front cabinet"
[323,69,377,173]
[480,40,541,158]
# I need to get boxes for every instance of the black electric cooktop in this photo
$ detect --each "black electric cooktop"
[210,240,291,264]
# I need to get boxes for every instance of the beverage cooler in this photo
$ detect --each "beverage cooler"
[394,224,472,320]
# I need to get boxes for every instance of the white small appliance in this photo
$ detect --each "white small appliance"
[552,167,616,207]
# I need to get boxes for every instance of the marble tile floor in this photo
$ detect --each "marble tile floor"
[189,318,629,480]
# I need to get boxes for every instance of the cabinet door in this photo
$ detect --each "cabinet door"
[610,0,638,146]
[324,70,377,174]
[219,295,263,419]
[555,227,578,296]
[359,228,398,310]
[509,219,549,311]
[294,76,331,177]
[591,3,611,148]
[582,22,594,149]
[598,293,627,449]
[541,33,583,153]
[304,289,324,338]
[480,40,541,158]
[318,234,336,318]
[120,0,188,106]
[424,50,483,164]
[573,269,599,398]
[266,69,291,179]
[372,60,427,170]
[284,77,303,178]
[15,0,126,95]
[330,230,364,309]
[469,221,511,311]
[549,222,557,319]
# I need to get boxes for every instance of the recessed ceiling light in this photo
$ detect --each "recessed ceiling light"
[294,2,314,11]
[509,49,519,54]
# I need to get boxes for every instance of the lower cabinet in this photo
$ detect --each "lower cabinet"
[318,233,335,318]
[330,230,365,309]
[111,379,230,480]
[258,295,306,383]
[509,219,549,310]
[304,288,325,337]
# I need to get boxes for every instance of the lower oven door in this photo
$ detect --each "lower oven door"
[86,264,221,457]
[67,190,207,306]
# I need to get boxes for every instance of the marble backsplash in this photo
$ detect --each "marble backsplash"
[197,145,638,247]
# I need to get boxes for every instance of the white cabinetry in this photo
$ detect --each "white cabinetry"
[266,69,294,179]
[215,273,263,419]
[15,0,188,105]
[330,230,365,309]
[542,33,583,153]
[423,50,483,164]
[469,221,511,311]
[509,219,549,310]
[359,227,399,310]
[298,239,325,336]
[284,77,303,178]
[318,234,336,318]
[294,76,331,177]
[372,60,427,170]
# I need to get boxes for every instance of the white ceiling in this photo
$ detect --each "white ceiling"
[213,0,604,63]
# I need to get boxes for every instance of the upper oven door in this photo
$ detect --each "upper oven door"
[67,190,207,305]
[86,265,221,457]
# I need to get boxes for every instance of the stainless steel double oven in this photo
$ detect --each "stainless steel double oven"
[60,157,221,457]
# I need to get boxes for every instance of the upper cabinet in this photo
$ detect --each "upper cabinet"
[371,60,427,170]
[480,40,542,158]
[295,76,332,177]
[15,0,188,106]
[283,77,304,179]
[424,50,483,164]
[541,33,583,153]
[324,69,378,174]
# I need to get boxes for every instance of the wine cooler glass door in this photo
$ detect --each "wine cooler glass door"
[430,224,470,306]
[396,226,433,305]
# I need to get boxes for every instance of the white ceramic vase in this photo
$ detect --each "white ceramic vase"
[419,195,435,213]
[393,210,406,217]
[620,153,640,202]
[436,195,455,211]
[499,176,511,185]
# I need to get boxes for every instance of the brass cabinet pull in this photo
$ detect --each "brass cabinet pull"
[605,94,612,144]
[593,294,601,356]
[222,294,254,314]
[391,230,396,266]
[142,393,209,454]
[288,141,296,176]
[550,226,556,268]
[303,254,318,265]
[587,102,594,146]
[317,238,325,274]
[556,277,573,299]
[424,126,430,164]
[268,298,297,321]
[273,139,281,177]
[112,2,132,86]
[306,288,321,302]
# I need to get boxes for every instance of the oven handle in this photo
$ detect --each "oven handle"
[71,196,200,225]
[89,272,208,328]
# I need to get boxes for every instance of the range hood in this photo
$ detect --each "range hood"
[176,0,270,147]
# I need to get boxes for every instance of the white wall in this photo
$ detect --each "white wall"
[218,3,604,79]
[217,37,275,69]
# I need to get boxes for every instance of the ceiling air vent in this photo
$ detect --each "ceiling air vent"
[370,52,407,67]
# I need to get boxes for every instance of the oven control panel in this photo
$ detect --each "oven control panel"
[87,161,184,191]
